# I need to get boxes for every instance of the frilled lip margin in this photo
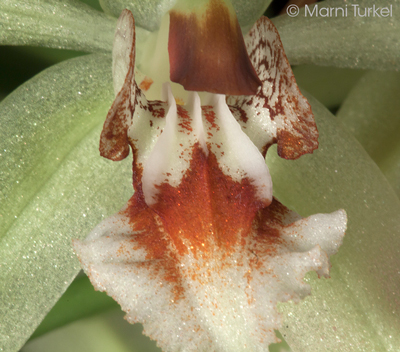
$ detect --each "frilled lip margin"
[73,8,346,352]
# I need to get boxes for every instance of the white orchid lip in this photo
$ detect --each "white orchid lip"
[73,194,346,351]
[73,7,346,352]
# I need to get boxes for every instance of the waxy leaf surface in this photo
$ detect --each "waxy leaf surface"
[0,54,132,352]
[273,0,400,70]
[337,71,400,198]
[0,0,115,53]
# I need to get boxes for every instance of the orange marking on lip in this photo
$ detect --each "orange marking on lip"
[139,76,154,91]
[177,105,193,132]
[122,142,287,303]
[175,97,185,105]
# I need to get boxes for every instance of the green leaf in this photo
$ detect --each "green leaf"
[80,0,104,12]
[292,65,365,110]
[21,309,162,352]
[0,46,86,101]
[0,0,116,52]
[100,0,176,32]
[266,93,400,351]
[273,0,400,70]
[231,0,272,32]
[30,275,118,340]
[0,53,132,352]
[337,70,400,197]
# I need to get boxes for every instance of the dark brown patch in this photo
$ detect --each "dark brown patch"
[147,100,165,118]
[168,0,261,95]
[229,105,248,123]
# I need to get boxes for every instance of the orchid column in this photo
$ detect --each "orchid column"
[73,2,346,351]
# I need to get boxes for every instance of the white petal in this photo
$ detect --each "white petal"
[141,88,272,206]
[205,94,273,203]
[142,85,207,205]
[281,210,347,256]
[99,10,167,164]
[112,9,136,96]
[227,17,318,160]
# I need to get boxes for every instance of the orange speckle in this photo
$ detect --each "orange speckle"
[139,76,154,91]
[175,97,185,105]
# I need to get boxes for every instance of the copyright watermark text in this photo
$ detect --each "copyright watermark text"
[286,4,393,18]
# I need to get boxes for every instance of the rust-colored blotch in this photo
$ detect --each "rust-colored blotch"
[123,143,286,302]
[139,76,154,91]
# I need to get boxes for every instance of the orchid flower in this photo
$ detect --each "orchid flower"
[1,1,400,352]
[72,7,346,351]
